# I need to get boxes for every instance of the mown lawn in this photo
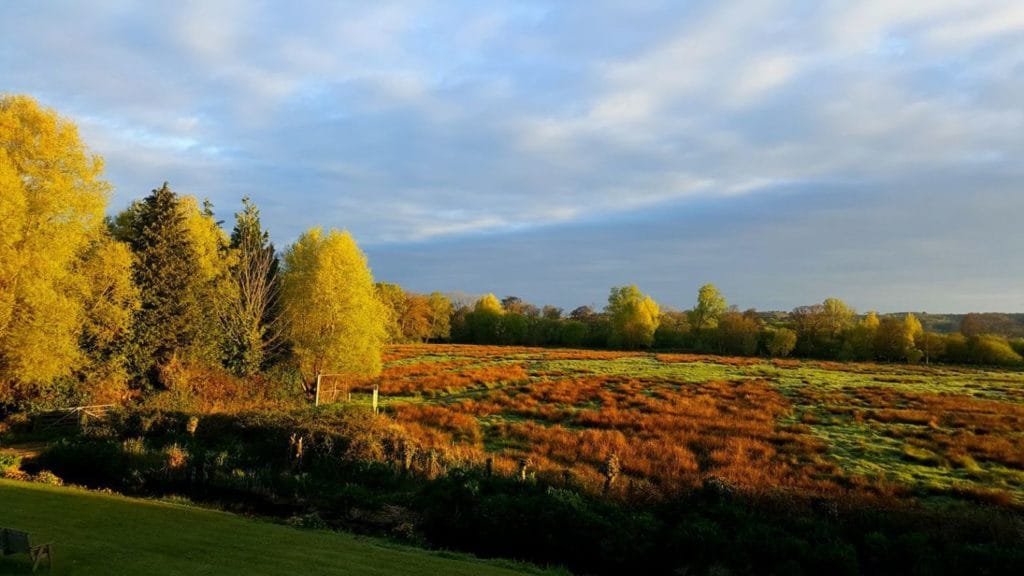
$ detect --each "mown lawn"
[0,479,549,576]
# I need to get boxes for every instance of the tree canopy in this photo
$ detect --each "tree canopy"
[280,227,387,394]
[606,285,660,349]
[0,95,132,403]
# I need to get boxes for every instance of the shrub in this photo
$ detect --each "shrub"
[969,335,1023,365]
[33,470,64,485]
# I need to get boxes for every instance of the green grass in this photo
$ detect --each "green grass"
[0,480,553,576]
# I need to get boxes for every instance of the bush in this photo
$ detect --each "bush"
[32,469,64,485]
[969,335,1023,365]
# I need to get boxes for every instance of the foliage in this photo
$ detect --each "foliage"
[766,328,797,357]
[606,285,660,349]
[113,184,231,382]
[792,298,855,358]
[717,310,761,356]
[377,282,409,343]
[374,287,451,344]
[0,95,125,406]
[654,311,690,348]
[874,315,921,362]
[280,227,388,395]
[426,292,453,340]
[968,334,1023,366]
[689,284,727,330]
[224,196,282,376]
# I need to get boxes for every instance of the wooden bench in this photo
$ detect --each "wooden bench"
[1,528,53,572]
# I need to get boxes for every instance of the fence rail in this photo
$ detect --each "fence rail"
[34,404,115,431]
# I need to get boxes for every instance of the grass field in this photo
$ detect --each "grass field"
[0,479,549,575]
[353,344,1024,507]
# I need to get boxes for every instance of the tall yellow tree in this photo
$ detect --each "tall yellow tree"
[0,95,131,403]
[280,227,387,396]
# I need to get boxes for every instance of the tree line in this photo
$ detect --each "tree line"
[439,286,1024,366]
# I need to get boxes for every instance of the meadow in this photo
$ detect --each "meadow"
[362,344,1024,507]
[8,344,1024,574]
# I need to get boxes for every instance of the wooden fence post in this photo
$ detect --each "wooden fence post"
[314,373,322,407]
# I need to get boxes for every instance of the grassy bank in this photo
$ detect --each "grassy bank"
[0,479,549,575]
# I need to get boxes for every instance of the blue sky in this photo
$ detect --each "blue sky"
[3,1,1023,312]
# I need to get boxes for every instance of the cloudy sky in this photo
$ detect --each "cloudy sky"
[3,1,1023,312]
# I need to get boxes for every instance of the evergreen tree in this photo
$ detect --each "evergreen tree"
[117,183,206,382]
[225,197,282,375]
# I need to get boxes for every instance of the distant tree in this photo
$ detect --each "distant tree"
[448,305,472,342]
[606,285,660,349]
[542,305,563,320]
[944,333,970,363]
[718,310,761,356]
[280,227,387,396]
[426,292,452,340]
[467,294,504,344]
[904,314,925,363]
[475,294,504,315]
[376,282,408,343]
[1008,337,1024,358]
[874,315,916,362]
[968,335,1023,365]
[498,313,530,345]
[822,298,855,338]
[654,311,691,349]
[584,315,612,348]
[960,313,986,337]
[689,284,727,331]
[501,296,538,317]
[916,331,947,365]
[569,306,595,321]
[792,298,853,357]
[766,328,797,357]
[530,316,563,346]
[399,293,434,342]
[559,320,588,347]
[841,311,879,361]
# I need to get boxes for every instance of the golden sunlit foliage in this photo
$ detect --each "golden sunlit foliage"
[0,95,133,402]
[281,227,388,394]
[474,294,504,315]
[689,283,727,330]
[606,285,660,348]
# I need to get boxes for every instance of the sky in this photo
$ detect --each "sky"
[2,1,1023,312]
